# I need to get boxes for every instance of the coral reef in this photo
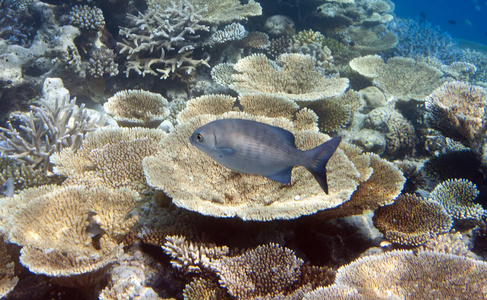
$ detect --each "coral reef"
[350,55,447,100]
[87,46,119,78]
[373,194,452,246]
[386,18,461,63]
[103,89,170,128]
[304,250,487,299]
[69,5,105,31]
[264,15,296,37]
[315,0,394,26]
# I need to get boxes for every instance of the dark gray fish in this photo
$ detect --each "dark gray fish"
[0,177,14,197]
[189,119,341,194]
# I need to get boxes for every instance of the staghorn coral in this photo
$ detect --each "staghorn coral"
[0,79,104,172]
[428,179,484,222]
[372,194,452,246]
[228,53,349,101]
[146,0,262,25]
[51,127,166,193]
[103,89,170,128]
[162,235,229,273]
[0,0,38,47]
[87,46,119,78]
[118,0,210,79]
[350,55,446,100]
[425,81,486,144]
[69,5,105,31]
[210,243,303,299]
[304,250,487,299]
[143,112,360,221]
[0,184,138,277]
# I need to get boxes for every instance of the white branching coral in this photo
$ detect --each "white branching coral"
[118,0,210,79]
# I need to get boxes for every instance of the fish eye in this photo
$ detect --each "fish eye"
[195,133,204,142]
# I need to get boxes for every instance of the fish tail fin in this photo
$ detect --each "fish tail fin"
[304,136,341,194]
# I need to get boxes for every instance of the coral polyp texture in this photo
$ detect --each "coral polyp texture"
[373,194,452,246]
[0,184,139,277]
[103,89,170,128]
[428,178,484,221]
[69,5,105,31]
[87,46,119,78]
[425,81,486,144]
[350,55,446,100]
[230,53,349,101]
[303,250,487,299]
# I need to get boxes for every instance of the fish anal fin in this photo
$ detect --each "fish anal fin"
[265,167,293,184]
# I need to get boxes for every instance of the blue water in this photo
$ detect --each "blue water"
[394,0,487,45]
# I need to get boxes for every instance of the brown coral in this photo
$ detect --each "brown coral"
[183,278,229,300]
[425,81,486,143]
[0,241,18,298]
[428,178,484,221]
[104,90,170,128]
[51,127,166,193]
[210,243,303,298]
[350,55,446,100]
[304,250,487,299]
[230,53,349,101]
[417,232,478,259]
[373,194,453,246]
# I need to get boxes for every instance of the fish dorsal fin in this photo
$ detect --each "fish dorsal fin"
[265,166,293,184]
[266,125,295,147]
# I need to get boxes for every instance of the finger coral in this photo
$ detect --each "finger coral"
[428,178,484,221]
[304,250,487,299]
[103,90,170,128]
[373,194,452,246]
[350,55,446,100]
[228,53,349,101]
[425,81,486,144]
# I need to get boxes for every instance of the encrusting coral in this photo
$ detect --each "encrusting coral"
[222,53,349,101]
[350,55,446,100]
[425,81,486,144]
[143,94,364,221]
[303,250,487,299]
[372,194,452,246]
[0,184,139,278]
[428,178,485,222]
[103,89,170,128]
[50,127,166,193]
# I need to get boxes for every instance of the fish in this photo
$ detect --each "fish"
[0,177,14,197]
[189,119,341,194]
[448,20,457,25]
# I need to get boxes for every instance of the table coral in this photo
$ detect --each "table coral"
[373,194,452,246]
[104,89,170,128]
[304,250,487,299]
[226,53,349,101]
[350,55,446,100]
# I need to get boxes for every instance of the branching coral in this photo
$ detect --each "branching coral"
[226,53,349,101]
[350,55,446,100]
[425,81,486,144]
[417,232,478,259]
[146,0,262,25]
[210,243,304,298]
[428,178,484,222]
[50,127,166,193]
[69,5,105,31]
[373,194,452,246]
[304,250,487,299]
[0,79,104,172]
[103,89,170,128]
[87,46,119,78]
[118,0,210,79]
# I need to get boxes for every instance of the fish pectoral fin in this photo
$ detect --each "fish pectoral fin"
[265,167,293,184]
[213,147,235,157]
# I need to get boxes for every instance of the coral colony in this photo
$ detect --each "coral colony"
[0,0,486,299]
